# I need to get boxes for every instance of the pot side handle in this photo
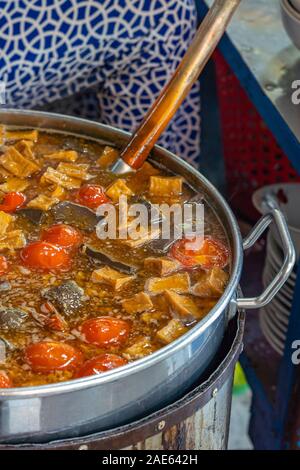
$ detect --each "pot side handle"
[236,194,296,310]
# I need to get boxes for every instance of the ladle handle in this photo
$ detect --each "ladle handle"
[112,0,241,173]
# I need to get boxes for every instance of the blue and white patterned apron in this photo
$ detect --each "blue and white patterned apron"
[0,0,201,166]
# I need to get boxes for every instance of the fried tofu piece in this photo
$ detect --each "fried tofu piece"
[0,211,14,235]
[0,167,12,181]
[14,140,36,162]
[44,150,78,162]
[137,161,160,177]
[123,226,160,248]
[0,126,4,145]
[41,167,81,190]
[1,147,40,177]
[149,176,183,197]
[144,257,180,276]
[140,311,164,325]
[27,194,59,211]
[156,319,188,344]
[0,177,29,193]
[91,266,135,290]
[122,292,153,314]
[5,129,38,142]
[106,179,133,202]
[97,146,119,168]
[51,185,67,200]
[145,272,190,295]
[123,337,154,360]
[192,268,228,298]
[0,230,26,251]
[57,162,92,180]
[164,290,203,320]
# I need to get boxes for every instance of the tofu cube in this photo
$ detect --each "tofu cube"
[41,167,81,189]
[0,230,26,251]
[106,179,133,202]
[123,226,160,248]
[137,161,160,177]
[91,266,135,290]
[149,176,183,197]
[14,140,36,161]
[122,292,153,314]
[123,337,154,360]
[0,177,30,193]
[44,150,78,162]
[0,211,14,235]
[144,257,180,276]
[27,194,59,211]
[51,185,67,200]
[145,272,190,295]
[164,290,201,319]
[97,146,119,168]
[1,147,40,177]
[192,268,229,297]
[57,162,92,180]
[156,319,188,344]
[0,167,12,181]
[0,126,4,145]
[140,311,164,325]
[5,129,38,142]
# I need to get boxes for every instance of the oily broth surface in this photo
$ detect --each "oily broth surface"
[0,129,229,387]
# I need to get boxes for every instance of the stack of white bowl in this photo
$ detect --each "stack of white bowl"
[281,0,300,49]
[260,231,296,355]
[253,184,300,355]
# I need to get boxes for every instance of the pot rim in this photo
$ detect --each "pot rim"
[0,109,243,398]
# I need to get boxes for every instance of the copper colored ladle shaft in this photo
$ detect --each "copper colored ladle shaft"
[110,0,241,175]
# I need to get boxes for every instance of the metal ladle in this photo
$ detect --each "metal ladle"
[111,0,241,175]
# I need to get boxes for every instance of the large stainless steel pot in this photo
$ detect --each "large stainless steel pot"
[0,308,245,450]
[0,109,295,444]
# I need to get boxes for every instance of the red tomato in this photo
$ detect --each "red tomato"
[79,316,130,347]
[74,184,110,210]
[20,241,71,271]
[170,236,229,269]
[0,371,12,388]
[0,192,26,213]
[0,255,8,276]
[74,354,127,378]
[25,341,83,373]
[41,224,82,250]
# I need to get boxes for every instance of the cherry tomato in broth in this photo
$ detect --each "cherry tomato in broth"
[75,354,127,378]
[0,371,12,388]
[25,342,83,373]
[0,192,26,212]
[170,236,229,270]
[20,241,71,271]
[74,185,110,210]
[79,317,130,347]
[42,224,82,250]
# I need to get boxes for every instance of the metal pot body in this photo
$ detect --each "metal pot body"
[0,310,245,450]
[0,314,226,443]
[0,110,294,444]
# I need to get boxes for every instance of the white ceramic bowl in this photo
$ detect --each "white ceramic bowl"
[259,311,284,355]
[281,0,300,49]
[253,183,300,259]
